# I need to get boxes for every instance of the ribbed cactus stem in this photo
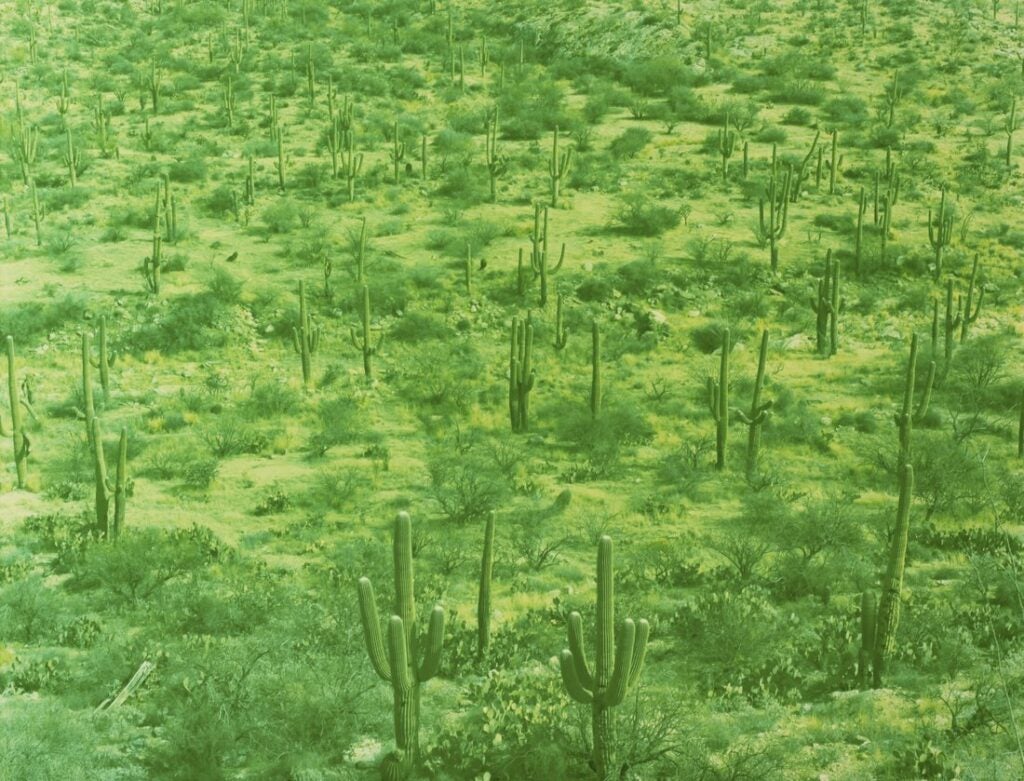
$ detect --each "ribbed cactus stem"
[477,512,496,660]
[6,337,28,488]
[92,418,110,534]
[873,462,914,687]
[82,332,96,448]
[707,328,730,470]
[292,281,320,391]
[350,284,382,380]
[93,315,112,397]
[590,320,601,420]
[735,329,772,477]
[357,513,445,779]
[111,427,127,539]
[554,292,568,349]
[559,536,650,781]
[959,255,983,344]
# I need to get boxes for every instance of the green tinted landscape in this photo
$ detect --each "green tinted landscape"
[2,0,1024,778]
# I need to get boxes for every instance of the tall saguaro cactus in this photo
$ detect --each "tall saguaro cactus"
[872,461,914,687]
[810,251,842,357]
[758,167,790,271]
[896,334,933,463]
[548,125,573,207]
[590,320,601,420]
[292,282,321,391]
[735,329,772,477]
[509,314,534,432]
[707,328,731,470]
[4,337,28,489]
[358,513,445,781]
[477,512,496,661]
[927,187,953,280]
[529,204,565,308]
[559,536,650,781]
[350,284,383,380]
[90,315,114,398]
[92,420,128,539]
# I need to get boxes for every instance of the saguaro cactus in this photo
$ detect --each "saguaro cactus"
[707,328,731,470]
[758,167,790,271]
[529,204,565,308]
[292,281,321,391]
[82,333,97,447]
[390,120,406,184]
[810,252,842,356]
[1007,96,1017,168]
[477,511,496,661]
[735,329,772,477]
[872,461,914,687]
[718,113,736,181]
[509,314,534,433]
[549,126,573,207]
[927,187,953,280]
[350,284,383,380]
[959,255,984,343]
[553,292,568,350]
[358,513,445,781]
[90,315,114,398]
[559,536,650,781]
[854,186,867,276]
[484,107,505,203]
[92,419,128,539]
[896,333,933,462]
[4,337,28,489]
[591,321,601,420]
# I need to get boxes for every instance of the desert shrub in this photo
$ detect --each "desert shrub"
[127,292,229,353]
[76,527,218,603]
[621,56,697,96]
[0,577,58,642]
[757,125,788,143]
[245,379,302,416]
[167,156,207,182]
[555,403,655,478]
[608,127,652,159]
[307,393,369,456]
[781,106,812,125]
[428,448,507,526]
[261,199,300,233]
[771,79,826,105]
[389,311,453,343]
[613,191,680,236]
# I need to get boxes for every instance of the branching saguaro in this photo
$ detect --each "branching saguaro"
[292,281,321,391]
[735,329,773,477]
[758,167,790,271]
[529,204,565,307]
[549,125,573,207]
[559,536,650,781]
[358,512,445,781]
